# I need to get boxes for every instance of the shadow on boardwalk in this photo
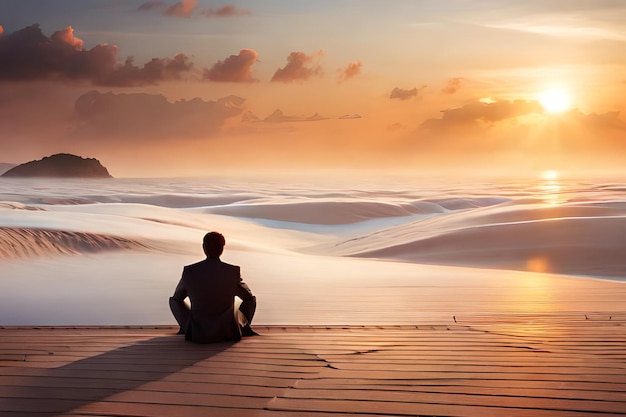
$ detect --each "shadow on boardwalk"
[2,333,233,416]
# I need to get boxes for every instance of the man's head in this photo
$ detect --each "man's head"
[203,231,225,259]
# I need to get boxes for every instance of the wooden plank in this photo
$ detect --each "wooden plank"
[294,377,626,394]
[293,379,626,402]
[0,376,279,398]
[99,389,271,409]
[274,387,626,414]
[0,398,86,414]
[267,397,611,417]
[73,400,345,417]
[306,368,626,384]
[1,319,625,417]
[318,362,626,375]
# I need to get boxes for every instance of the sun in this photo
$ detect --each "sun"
[540,170,559,181]
[538,89,572,114]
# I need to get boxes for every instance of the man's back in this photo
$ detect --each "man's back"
[170,231,257,343]
[182,259,241,317]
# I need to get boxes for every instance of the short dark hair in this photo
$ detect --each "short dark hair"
[203,231,225,258]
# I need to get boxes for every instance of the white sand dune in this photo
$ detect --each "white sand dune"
[0,227,150,259]
[315,202,626,277]
[206,200,426,224]
[1,176,624,325]
[337,216,626,277]
[2,188,625,278]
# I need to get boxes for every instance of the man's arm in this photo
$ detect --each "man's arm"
[172,269,188,302]
[169,268,191,332]
[235,268,256,324]
[236,270,254,301]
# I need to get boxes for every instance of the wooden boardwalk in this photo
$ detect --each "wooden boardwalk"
[1,314,625,416]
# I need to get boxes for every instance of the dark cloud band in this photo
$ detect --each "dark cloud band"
[0,24,193,86]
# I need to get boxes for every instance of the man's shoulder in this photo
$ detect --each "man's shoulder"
[219,260,240,270]
[184,260,207,271]
[184,259,239,272]
[216,261,240,277]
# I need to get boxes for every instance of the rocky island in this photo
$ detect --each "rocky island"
[1,154,113,178]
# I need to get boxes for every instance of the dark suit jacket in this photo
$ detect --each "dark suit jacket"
[172,258,255,343]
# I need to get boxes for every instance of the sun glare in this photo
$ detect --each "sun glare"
[540,170,559,181]
[538,89,572,114]
[539,170,564,205]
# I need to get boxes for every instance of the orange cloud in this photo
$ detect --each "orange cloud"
[201,5,251,17]
[204,49,258,82]
[442,77,463,94]
[568,109,625,131]
[164,0,197,18]
[0,24,193,86]
[390,86,425,100]
[421,99,543,130]
[338,60,362,82]
[50,26,83,50]
[408,100,626,170]
[271,50,324,83]
[261,109,328,122]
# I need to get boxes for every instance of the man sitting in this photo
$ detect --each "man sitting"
[169,231,257,343]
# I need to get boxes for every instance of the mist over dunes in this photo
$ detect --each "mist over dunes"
[1,176,625,326]
[2,176,624,278]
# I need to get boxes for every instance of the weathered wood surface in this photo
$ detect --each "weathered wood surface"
[1,314,625,416]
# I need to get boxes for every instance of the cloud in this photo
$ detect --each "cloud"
[390,86,425,100]
[204,49,258,82]
[442,77,463,94]
[421,100,626,135]
[101,53,193,86]
[387,122,406,131]
[338,60,362,83]
[72,90,245,140]
[409,99,626,165]
[138,1,248,18]
[262,109,327,123]
[241,111,261,122]
[421,99,543,130]
[164,0,197,17]
[0,24,193,86]
[0,24,114,81]
[50,26,84,50]
[484,19,626,42]
[201,5,251,17]
[271,51,324,83]
[568,109,626,131]
[137,1,166,12]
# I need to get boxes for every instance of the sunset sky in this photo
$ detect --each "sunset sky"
[1,0,625,177]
